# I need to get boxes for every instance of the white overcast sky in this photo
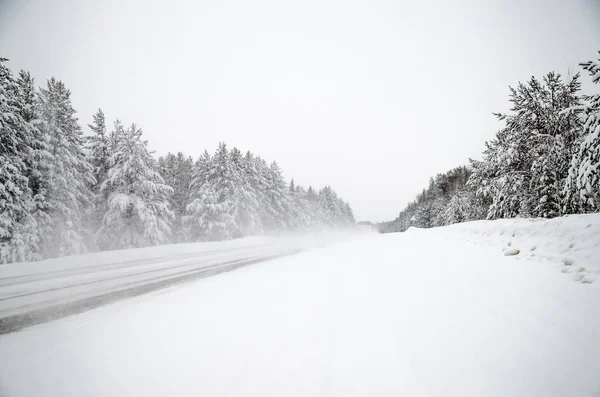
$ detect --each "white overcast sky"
[1,0,599,222]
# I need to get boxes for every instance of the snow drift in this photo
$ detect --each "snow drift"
[414,213,600,284]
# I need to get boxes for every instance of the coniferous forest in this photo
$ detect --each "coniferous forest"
[0,59,355,263]
[379,51,600,233]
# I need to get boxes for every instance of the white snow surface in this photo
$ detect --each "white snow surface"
[1,215,600,397]
[0,230,359,318]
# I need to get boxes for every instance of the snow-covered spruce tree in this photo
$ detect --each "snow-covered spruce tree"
[0,59,40,263]
[109,119,125,152]
[263,161,295,230]
[290,182,312,229]
[36,77,95,257]
[97,123,173,249]
[157,152,194,241]
[86,108,111,233]
[16,70,52,221]
[15,70,53,261]
[380,165,486,233]
[318,186,343,226]
[253,156,277,229]
[529,73,582,217]
[87,109,109,187]
[442,185,488,225]
[470,73,581,219]
[564,51,600,211]
[230,148,262,236]
[208,142,239,238]
[299,185,324,227]
[183,144,237,241]
[182,151,212,241]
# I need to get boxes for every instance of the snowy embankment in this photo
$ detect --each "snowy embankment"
[420,213,600,284]
[0,215,599,397]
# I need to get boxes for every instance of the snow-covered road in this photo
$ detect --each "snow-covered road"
[0,217,599,397]
[0,232,356,334]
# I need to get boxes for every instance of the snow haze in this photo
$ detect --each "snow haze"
[0,0,599,222]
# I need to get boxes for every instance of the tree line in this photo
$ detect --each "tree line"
[380,51,600,233]
[0,59,355,263]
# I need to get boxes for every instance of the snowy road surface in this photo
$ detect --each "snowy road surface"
[1,216,600,397]
[0,232,353,334]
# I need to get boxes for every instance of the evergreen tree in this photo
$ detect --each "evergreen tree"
[86,108,110,234]
[87,109,109,188]
[231,149,261,236]
[564,51,600,211]
[0,59,38,262]
[97,123,173,249]
[16,70,52,261]
[264,161,294,229]
[158,152,194,241]
[471,73,581,219]
[36,77,95,257]
[183,147,237,241]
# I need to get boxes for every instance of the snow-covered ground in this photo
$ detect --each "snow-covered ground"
[1,215,599,397]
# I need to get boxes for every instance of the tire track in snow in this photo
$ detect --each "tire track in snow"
[0,245,270,287]
[0,250,301,335]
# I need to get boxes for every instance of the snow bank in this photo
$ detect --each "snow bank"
[408,213,600,284]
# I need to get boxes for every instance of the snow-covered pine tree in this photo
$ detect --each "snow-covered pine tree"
[291,184,312,229]
[16,70,51,207]
[442,185,488,225]
[36,77,95,257]
[528,73,582,217]
[86,108,110,234]
[318,186,341,225]
[252,155,277,229]
[97,123,173,249]
[109,119,125,152]
[342,201,356,224]
[87,109,109,187]
[182,151,213,241]
[470,73,581,219]
[208,142,239,238]
[183,146,237,241]
[158,152,194,241]
[564,51,600,211]
[0,59,39,263]
[15,70,53,261]
[263,161,295,230]
[306,186,318,202]
[230,148,261,236]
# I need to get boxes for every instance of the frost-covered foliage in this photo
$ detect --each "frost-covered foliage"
[158,152,194,240]
[380,50,600,234]
[0,59,39,263]
[379,166,487,233]
[0,58,355,263]
[97,124,173,249]
[37,77,95,257]
[471,73,582,219]
[178,144,355,242]
[564,51,600,211]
